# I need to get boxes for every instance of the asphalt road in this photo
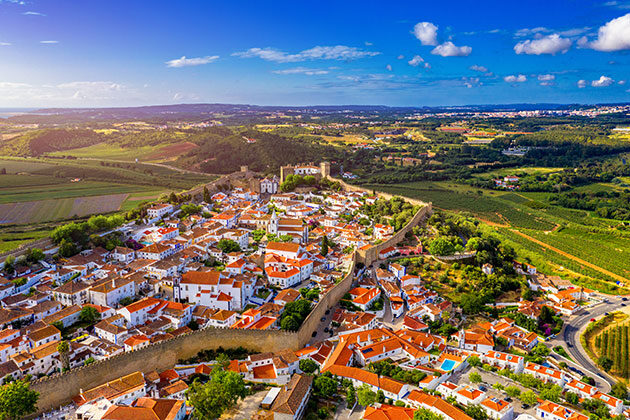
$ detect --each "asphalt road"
[551,295,625,392]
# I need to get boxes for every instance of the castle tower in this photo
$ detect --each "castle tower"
[320,161,331,178]
[280,166,293,184]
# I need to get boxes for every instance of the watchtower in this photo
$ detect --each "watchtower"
[320,161,331,178]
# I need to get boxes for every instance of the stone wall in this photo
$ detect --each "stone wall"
[31,327,298,414]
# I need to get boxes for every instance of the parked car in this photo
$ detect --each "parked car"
[320,317,326,322]
[590,318,596,322]
[623,297,628,301]
[312,331,317,337]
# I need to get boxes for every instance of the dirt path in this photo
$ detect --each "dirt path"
[510,229,630,284]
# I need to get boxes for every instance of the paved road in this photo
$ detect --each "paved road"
[550,295,625,392]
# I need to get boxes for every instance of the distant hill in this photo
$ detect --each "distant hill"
[0,129,103,156]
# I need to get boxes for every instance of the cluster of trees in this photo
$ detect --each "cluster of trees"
[51,214,125,257]
[280,174,318,192]
[187,366,246,419]
[368,360,427,384]
[3,247,45,275]
[550,190,630,221]
[279,300,312,331]
[508,306,563,337]
[216,239,240,254]
[360,197,419,231]
[0,379,39,419]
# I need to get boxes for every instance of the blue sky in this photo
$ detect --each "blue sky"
[2,0,630,107]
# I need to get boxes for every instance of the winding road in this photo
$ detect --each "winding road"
[549,295,625,393]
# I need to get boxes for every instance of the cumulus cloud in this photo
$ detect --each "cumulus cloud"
[592,75,614,86]
[470,65,488,73]
[408,55,424,66]
[413,22,439,46]
[504,74,527,83]
[586,13,630,51]
[514,34,572,55]
[537,74,556,86]
[165,55,219,67]
[232,45,380,62]
[386,64,392,71]
[577,79,587,88]
[272,67,329,75]
[431,41,472,57]
[397,54,404,59]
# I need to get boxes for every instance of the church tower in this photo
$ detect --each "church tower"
[268,209,279,235]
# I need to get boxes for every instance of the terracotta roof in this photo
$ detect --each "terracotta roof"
[271,374,313,415]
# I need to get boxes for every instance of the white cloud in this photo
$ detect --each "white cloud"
[23,11,45,16]
[504,74,527,83]
[586,13,630,51]
[413,22,439,46]
[592,75,614,86]
[537,74,555,86]
[514,34,572,55]
[386,64,392,71]
[165,55,219,67]
[364,41,373,46]
[515,27,550,38]
[397,54,404,60]
[232,45,380,62]
[431,41,472,57]
[0,42,10,46]
[408,55,424,66]
[40,40,58,44]
[469,65,488,73]
[577,79,587,88]
[272,67,329,75]
[462,77,481,88]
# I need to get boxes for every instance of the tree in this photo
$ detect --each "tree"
[79,306,101,325]
[203,186,211,203]
[3,256,15,275]
[467,355,481,367]
[376,390,385,403]
[217,239,241,253]
[564,391,580,405]
[0,379,39,420]
[346,385,356,407]
[519,390,538,406]
[598,356,614,372]
[611,381,628,399]
[460,293,484,315]
[469,371,482,384]
[59,239,77,258]
[321,236,329,256]
[187,369,246,419]
[299,359,318,374]
[464,405,488,420]
[280,315,299,331]
[357,384,376,406]
[504,386,521,398]
[414,408,444,420]
[26,248,44,264]
[314,375,337,398]
[57,340,70,371]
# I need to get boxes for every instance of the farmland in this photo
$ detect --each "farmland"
[590,313,630,380]
[47,141,199,162]
[368,180,630,294]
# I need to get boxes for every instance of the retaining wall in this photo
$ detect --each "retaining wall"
[31,327,298,414]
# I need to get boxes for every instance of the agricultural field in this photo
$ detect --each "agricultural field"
[369,180,630,294]
[0,193,128,225]
[591,313,630,380]
[0,228,50,253]
[320,133,369,145]
[47,141,199,162]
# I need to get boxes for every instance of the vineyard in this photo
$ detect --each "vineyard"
[595,321,630,379]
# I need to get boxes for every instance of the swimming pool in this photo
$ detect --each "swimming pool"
[440,359,457,371]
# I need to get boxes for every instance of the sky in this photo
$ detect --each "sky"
[2,0,630,107]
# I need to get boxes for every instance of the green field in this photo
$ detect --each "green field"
[0,229,50,253]
[0,157,215,226]
[368,180,630,294]
[47,143,159,161]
